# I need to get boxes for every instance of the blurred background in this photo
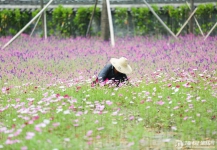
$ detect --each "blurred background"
[0,0,216,38]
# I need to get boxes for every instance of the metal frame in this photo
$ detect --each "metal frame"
[143,0,178,39]
[1,0,53,50]
[204,22,217,41]
[176,7,198,37]
[142,0,216,40]
[186,1,204,37]
[30,14,42,37]
[106,0,115,47]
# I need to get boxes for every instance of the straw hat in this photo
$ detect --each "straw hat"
[110,57,132,74]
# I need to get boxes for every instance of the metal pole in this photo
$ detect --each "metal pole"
[106,0,115,47]
[30,14,42,37]
[176,8,197,37]
[86,0,98,37]
[142,0,178,39]
[44,10,47,39]
[186,2,204,37]
[40,0,45,38]
[2,0,53,50]
[189,0,194,33]
[204,22,217,41]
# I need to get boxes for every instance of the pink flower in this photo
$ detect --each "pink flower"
[173,106,179,110]
[5,139,13,145]
[27,98,34,101]
[127,142,134,147]
[25,132,35,140]
[28,120,34,124]
[32,116,39,121]
[64,94,70,99]
[96,135,101,139]
[1,87,6,94]
[140,100,145,104]
[129,116,134,120]
[21,146,28,150]
[183,117,188,120]
[106,101,113,105]
[35,126,41,132]
[52,122,60,127]
[56,94,60,98]
[97,127,104,131]
[201,100,206,103]
[69,105,74,109]
[86,130,93,136]
[157,100,164,105]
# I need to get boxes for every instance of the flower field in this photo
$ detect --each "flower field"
[0,35,217,150]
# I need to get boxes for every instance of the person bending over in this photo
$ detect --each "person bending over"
[92,57,132,86]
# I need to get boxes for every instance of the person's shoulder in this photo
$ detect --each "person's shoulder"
[105,63,112,68]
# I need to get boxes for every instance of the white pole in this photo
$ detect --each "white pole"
[2,0,53,49]
[30,14,42,37]
[186,2,204,37]
[204,22,217,41]
[44,10,47,39]
[106,0,115,47]
[176,8,198,37]
[143,0,178,39]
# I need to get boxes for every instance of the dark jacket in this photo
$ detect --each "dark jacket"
[97,63,128,83]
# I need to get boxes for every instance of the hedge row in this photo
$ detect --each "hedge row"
[0,3,216,37]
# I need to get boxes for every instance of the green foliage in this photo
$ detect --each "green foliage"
[114,8,128,36]
[74,7,100,36]
[0,9,31,36]
[0,9,13,36]
[52,5,74,37]
[162,5,189,34]
[131,7,150,36]
[195,3,215,34]
[0,3,216,37]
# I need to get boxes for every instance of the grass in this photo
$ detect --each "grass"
[0,35,217,150]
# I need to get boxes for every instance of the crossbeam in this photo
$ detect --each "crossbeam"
[30,14,42,37]
[143,0,178,39]
[176,7,198,37]
[186,2,204,37]
[204,22,217,41]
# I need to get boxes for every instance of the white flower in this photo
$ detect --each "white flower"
[43,119,50,124]
[114,88,118,91]
[63,110,70,114]
[64,138,70,142]
[174,88,179,92]
[171,126,177,130]
[56,109,63,113]
[112,121,117,125]
[138,118,143,121]
[0,145,3,148]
